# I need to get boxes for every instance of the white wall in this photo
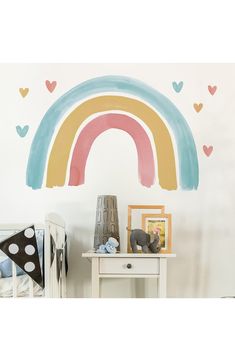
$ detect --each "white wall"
[0,63,234,297]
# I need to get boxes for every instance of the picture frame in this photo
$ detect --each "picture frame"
[127,205,166,253]
[141,213,172,254]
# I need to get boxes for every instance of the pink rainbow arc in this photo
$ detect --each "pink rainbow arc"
[69,113,155,187]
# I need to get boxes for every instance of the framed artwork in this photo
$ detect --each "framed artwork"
[141,213,172,254]
[127,205,167,253]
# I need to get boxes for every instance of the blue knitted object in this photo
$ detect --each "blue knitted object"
[96,237,119,254]
[96,244,107,254]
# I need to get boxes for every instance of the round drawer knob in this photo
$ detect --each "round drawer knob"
[127,263,132,269]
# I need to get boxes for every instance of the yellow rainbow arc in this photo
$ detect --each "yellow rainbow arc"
[46,95,177,190]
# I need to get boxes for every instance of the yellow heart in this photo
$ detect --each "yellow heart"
[193,103,203,112]
[19,88,29,98]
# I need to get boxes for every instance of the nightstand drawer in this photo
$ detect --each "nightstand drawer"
[99,257,159,275]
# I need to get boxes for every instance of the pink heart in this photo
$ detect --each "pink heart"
[208,85,217,95]
[45,80,57,93]
[203,145,213,157]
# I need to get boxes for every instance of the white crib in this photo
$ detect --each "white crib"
[0,213,67,298]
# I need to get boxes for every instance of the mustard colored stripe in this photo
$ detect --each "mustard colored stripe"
[46,96,177,190]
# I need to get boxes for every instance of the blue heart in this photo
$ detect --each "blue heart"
[172,81,183,93]
[16,125,29,137]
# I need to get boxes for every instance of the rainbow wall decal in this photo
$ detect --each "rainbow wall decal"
[26,75,199,190]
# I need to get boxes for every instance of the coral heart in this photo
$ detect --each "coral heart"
[19,88,29,98]
[172,81,183,93]
[16,125,29,137]
[203,145,213,157]
[208,85,217,95]
[193,103,203,112]
[45,80,57,93]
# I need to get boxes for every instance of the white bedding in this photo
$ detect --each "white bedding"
[0,275,43,297]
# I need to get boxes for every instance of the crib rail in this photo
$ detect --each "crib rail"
[45,213,67,298]
[12,261,17,298]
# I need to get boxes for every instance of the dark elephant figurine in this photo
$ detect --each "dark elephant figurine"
[128,228,161,253]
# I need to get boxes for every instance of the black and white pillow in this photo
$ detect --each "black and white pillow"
[0,225,43,288]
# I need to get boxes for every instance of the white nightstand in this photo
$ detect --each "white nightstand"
[82,251,176,298]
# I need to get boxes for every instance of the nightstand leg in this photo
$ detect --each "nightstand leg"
[91,258,100,298]
[158,258,167,298]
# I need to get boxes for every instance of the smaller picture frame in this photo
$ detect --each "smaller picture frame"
[141,213,172,254]
[127,205,165,253]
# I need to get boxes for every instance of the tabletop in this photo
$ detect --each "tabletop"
[82,250,176,258]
